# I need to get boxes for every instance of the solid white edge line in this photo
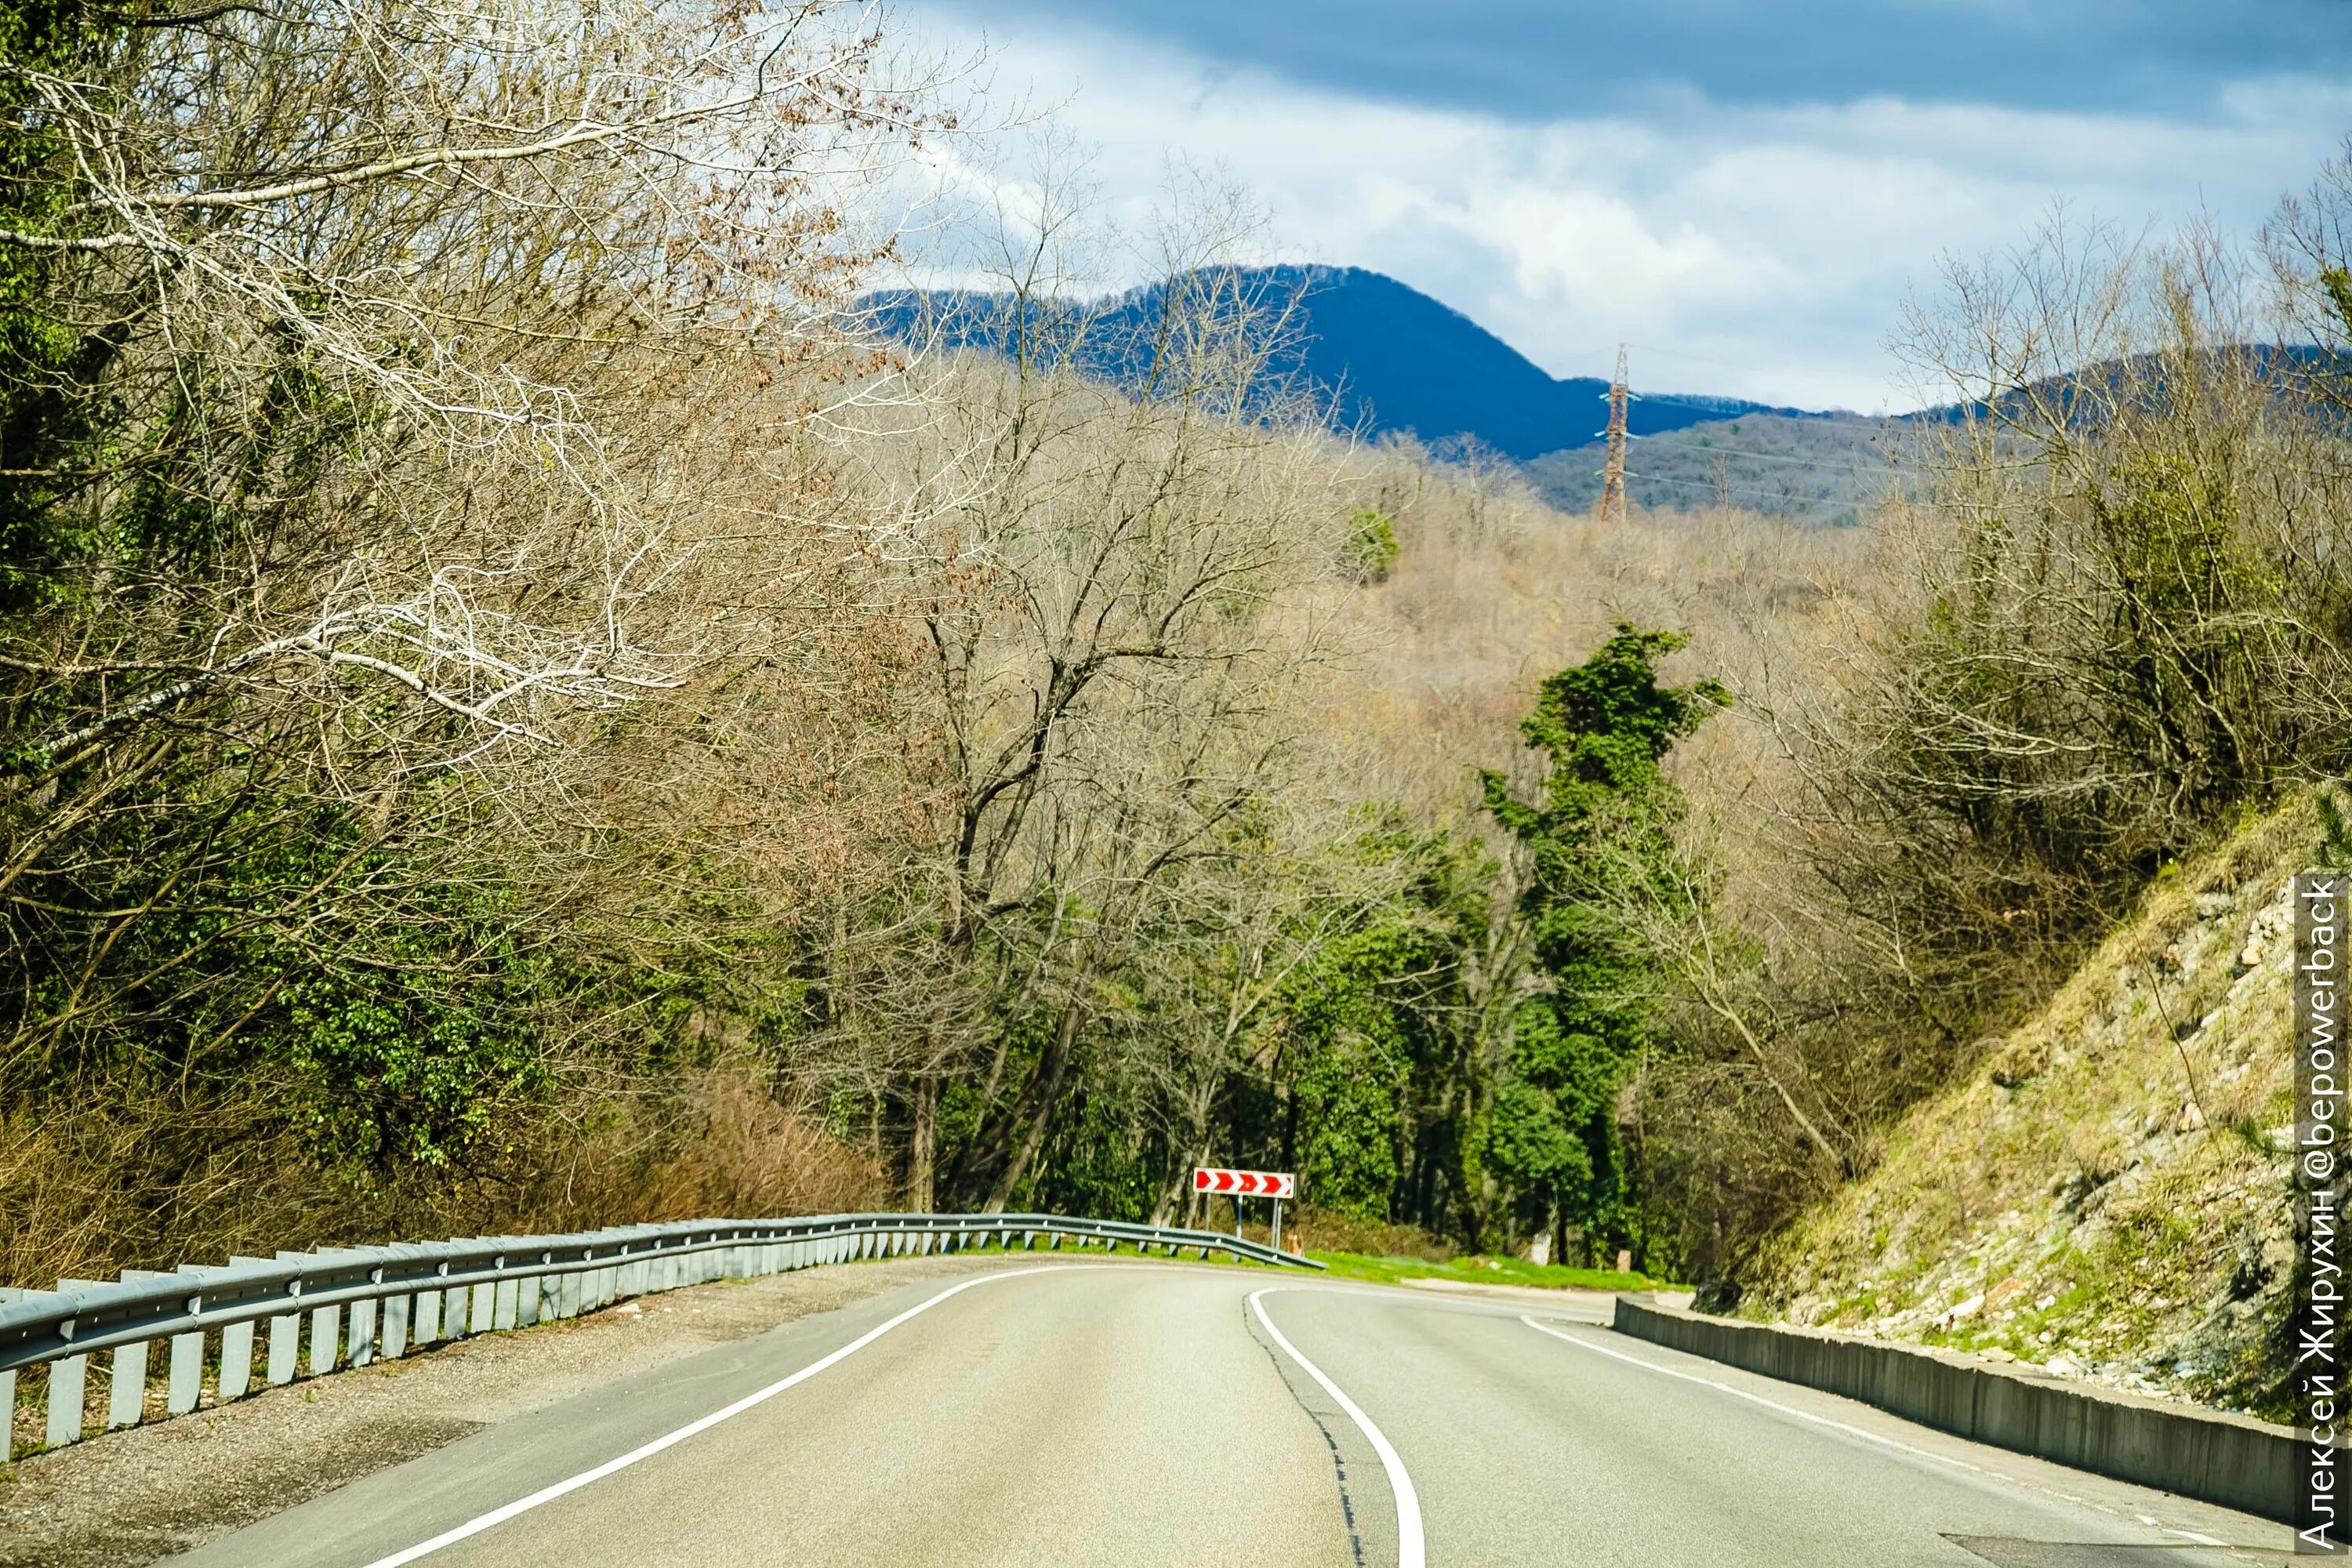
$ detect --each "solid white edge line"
[359,1265,1077,1568]
[1250,1287,1425,1568]
[1521,1316,2254,1551]
[1516,1313,1991,1475]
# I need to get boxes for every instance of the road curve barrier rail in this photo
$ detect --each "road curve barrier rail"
[1612,1294,2303,1525]
[0,1210,1319,1457]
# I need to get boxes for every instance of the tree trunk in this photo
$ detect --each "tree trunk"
[983,1002,1081,1212]
[908,1077,938,1210]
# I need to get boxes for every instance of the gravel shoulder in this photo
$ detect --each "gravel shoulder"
[0,1254,1010,1568]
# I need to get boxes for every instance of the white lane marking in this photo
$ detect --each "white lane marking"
[1516,1316,2237,1543]
[1251,1288,1426,1568]
[1517,1315,1993,1478]
[361,1265,1081,1568]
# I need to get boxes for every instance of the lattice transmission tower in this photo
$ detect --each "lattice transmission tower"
[1595,343,1633,525]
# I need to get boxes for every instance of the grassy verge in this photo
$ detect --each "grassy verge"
[1306,1250,1682,1292]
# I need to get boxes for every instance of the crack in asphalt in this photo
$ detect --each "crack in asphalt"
[1245,1298,1370,1568]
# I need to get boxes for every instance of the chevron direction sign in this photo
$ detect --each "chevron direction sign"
[1192,1167,1294,1198]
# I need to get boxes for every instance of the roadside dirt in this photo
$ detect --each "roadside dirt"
[0,1254,1005,1568]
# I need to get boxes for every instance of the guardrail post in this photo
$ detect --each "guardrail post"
[517,1275,542,1327]
[167,1330,204,1414]
[267,1312,299,1384]
[347,1299,376,1368]
[442,1284,468,1337]
[381,1294,409,1359]
[309,1305,339,1375]
[414,1288,441,1345]
[46,1353,86,1447]
[108,1268,186,1428]
[220,1317,257,1398]
[494,1278,518,1330]
[107,1339,147,1429]
[470,1281,495,1334]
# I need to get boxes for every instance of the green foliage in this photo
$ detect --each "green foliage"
[1289,987,1410,1222]
[6,775,560,1185]
[0,0,130,612]
[1343,506,1401,583]
[1031,1080,1161,1221]
[1480,623,1725,1259]
[1265,813,1494,1230]
[2320,780,2352,869]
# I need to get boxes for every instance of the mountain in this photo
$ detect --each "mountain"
[863,264,1831,461]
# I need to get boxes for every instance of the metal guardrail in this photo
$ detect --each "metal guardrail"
[0,1210,1319,1457]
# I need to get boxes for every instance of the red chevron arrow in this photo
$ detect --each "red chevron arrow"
[1192,1167,1293,1199]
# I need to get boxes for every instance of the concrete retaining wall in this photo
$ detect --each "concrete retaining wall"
[1612,1296,2302,1523]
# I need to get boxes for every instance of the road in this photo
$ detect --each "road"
[165,1259,2291,1567]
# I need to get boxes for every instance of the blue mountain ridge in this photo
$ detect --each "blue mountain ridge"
[861,264,1834,461]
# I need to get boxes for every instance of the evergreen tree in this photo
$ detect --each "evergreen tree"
[1481,623,1726,1263]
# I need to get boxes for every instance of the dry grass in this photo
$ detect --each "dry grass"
[0,1069,887,1289]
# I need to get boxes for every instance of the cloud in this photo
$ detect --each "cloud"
[901,7,2352,410]
[924,0,2352,121]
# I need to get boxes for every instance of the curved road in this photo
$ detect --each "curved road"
[166,1260,2289,1567]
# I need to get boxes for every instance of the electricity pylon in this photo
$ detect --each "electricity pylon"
[1596,343,1633,525]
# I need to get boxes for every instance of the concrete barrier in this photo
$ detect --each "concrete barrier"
[1612,1296,2305,1523]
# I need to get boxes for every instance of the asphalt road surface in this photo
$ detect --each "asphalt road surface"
[165,1259,2292,1568]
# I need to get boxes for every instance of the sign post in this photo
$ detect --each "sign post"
[1192,1167,1296,1253]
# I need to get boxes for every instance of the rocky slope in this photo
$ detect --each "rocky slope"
[1747,806,2310,1421]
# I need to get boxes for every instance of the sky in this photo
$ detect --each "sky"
[900,1,2352,412]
